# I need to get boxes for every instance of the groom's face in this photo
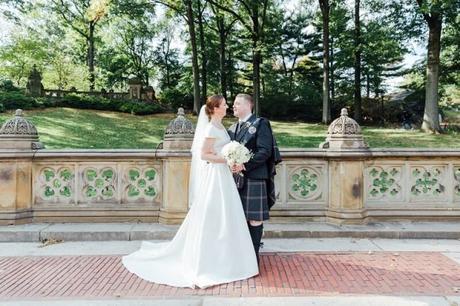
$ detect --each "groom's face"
[233,98,251,119]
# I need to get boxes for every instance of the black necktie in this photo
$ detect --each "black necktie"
[236,121,242,135]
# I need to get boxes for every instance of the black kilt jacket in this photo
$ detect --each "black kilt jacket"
[228,114,273,180]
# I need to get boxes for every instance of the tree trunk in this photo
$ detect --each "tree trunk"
[197,0,207,103]
[164,38,171,87]
[353,0,362,123]
[185,0,201,114]
[288,57,296,97]
[228,51,234,98]
[252,3,261,116]
[218,20,228,101]
[380,96,384,125]
[366,71,370,98]
[319,0,331,124]
[165,51,170,87]
[253,45,261,116]
[88,22,96,92]
[330,36,335,102]
[421,15,442,133]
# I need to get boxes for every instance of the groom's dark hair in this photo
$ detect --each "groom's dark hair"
[236,93,254,109]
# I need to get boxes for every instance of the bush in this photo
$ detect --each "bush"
[159,87,193,111]
[56,94,118,110]
[119,100,164,115]
[0,79,21,92]
[57,94,164,115]
[260,95,322,121]
[0,91,165,115]
[0,91,41,110]
[354,90,425,126]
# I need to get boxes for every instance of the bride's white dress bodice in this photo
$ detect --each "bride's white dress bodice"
[204,123,230,157]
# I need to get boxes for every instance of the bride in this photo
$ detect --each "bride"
[122,95,259,288]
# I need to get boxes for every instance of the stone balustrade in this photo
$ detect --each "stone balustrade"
[0,108,459,225]
[1,148,460,225]
[43,89,129,100]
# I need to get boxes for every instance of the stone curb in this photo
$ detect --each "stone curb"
[1,296,459,306]
[2,222,460,242]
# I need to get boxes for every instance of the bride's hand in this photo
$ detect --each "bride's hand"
[231,164,244,173]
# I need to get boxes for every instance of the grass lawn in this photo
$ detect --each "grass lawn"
[0,107,458,149]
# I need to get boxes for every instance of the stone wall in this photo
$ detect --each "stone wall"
[1,148,460,225]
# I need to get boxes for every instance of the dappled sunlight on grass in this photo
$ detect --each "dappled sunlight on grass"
[0,108,458,149]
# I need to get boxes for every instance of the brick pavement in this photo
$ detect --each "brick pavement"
[1,252,460,299]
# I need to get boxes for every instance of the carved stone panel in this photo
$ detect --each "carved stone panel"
[409,165,448,203]
[286,164,327,204]
[79,165,117,203]
[121,164,161,204]
[35,165,76,204]
[365,165,403,203]
[454,166,460,202]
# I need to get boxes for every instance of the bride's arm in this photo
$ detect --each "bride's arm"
[201,137,226,164]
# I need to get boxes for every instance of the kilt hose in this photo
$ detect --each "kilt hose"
[239,178,270,221]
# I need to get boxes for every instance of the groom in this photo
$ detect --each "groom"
[228,93,276,265]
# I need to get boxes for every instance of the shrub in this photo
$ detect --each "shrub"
[0,91,40,110]
[119,101,163,115]
[159,88,193,111]
[0,79,21,92]
[57,94,164,115]
[0,91,165,115]
[260,95,322,121]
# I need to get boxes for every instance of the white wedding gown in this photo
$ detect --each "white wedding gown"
[122,123,259,288]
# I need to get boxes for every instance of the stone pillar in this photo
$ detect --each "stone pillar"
[127,77,143,100]
[320,108,369,224]
[25,65,44,97]
[159,108,194,224]
[0,161,33,225]
[144,86,157,102]
[0,109,44,225]
[160,158,191,224]
[327,159,365,224]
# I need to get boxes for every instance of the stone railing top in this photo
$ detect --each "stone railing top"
[1,148,460,159]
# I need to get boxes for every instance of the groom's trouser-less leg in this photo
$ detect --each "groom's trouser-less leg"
[248,222,263,265]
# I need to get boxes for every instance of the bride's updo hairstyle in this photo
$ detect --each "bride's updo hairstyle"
[205,95,224,119]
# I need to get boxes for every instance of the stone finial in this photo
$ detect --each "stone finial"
[162,108,194,150]
[0,109,44,150]
[319,108,367,150]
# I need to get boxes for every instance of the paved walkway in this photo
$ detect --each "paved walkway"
[2,252,460,300]
[2,238,460,305]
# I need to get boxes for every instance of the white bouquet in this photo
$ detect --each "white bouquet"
[221,141,253,167]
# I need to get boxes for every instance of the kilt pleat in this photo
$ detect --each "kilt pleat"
[239,178,270,221]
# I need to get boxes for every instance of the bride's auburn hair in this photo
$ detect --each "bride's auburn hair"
[205,95,224,119]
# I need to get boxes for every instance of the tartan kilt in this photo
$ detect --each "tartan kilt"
[239,178,270,221]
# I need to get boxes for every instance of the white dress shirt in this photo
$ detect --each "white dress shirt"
[239,113,253,123]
